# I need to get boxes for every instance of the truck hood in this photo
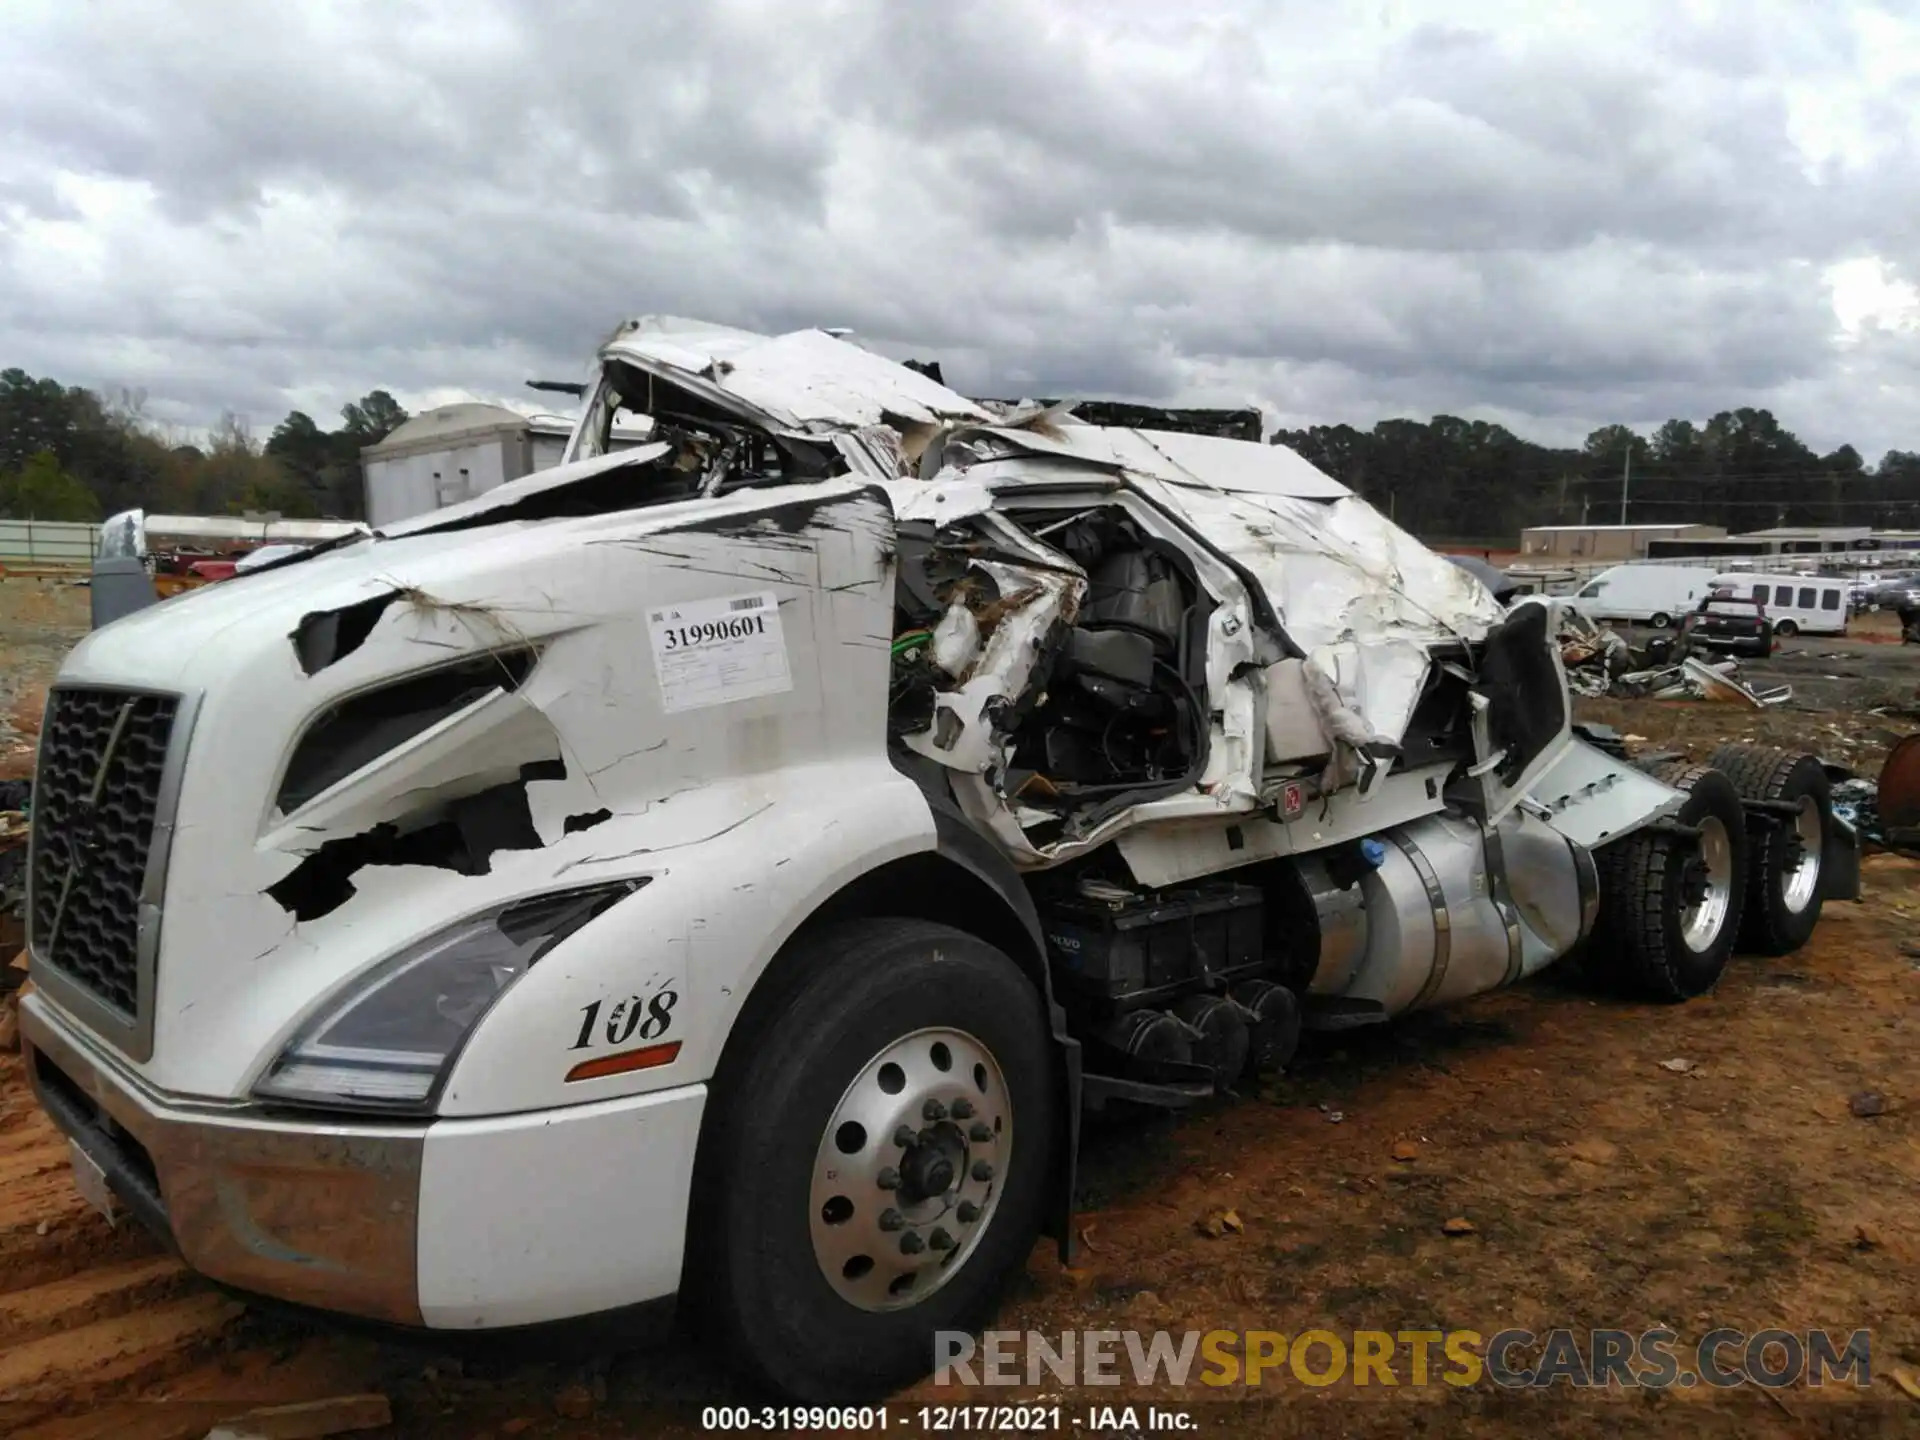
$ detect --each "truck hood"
[52,476,899,1100]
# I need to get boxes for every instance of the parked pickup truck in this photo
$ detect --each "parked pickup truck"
[21,317,1857,1400]
[1680,590,1775,658]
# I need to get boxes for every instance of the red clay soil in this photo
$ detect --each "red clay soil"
[3,851,1917,1437]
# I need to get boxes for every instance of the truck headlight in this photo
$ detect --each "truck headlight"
[254,880,643,1114]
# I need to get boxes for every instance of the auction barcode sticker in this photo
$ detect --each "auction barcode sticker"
[646,591,793,713]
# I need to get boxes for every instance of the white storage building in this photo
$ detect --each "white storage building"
[360,404,652,527]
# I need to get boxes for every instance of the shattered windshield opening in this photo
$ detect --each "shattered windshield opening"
[597,360,845,496]
[891,504,1215,848]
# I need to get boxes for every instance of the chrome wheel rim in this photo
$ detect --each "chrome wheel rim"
[1681,815,1734,952]
[809,1027,1010,1312]
[1782,795,1823,914]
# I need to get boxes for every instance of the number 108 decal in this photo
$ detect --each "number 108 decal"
[571,988,680,1051]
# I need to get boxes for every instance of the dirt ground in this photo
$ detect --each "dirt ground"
[0,580,87,783]
[2,578,1918,1438]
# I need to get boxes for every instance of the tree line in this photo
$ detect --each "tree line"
[1272,408,1920,544]
[4,362,1918,544]
[0,367,409,524]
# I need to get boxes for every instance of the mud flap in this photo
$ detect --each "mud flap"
[1080,1072,1213,1112]
[1824,813,1862,903]
[1523,738,1687,851]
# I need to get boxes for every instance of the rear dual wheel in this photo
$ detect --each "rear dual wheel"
[1707,744,1832,956]
[1590,763,1747,1001]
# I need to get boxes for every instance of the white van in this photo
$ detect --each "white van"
[1714,573,1850,637]
[1565,565,1719,628]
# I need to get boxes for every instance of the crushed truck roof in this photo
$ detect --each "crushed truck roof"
[596,316,992,436]
[173,319,1506,769]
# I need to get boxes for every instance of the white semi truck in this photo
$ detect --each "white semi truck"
[21,318,1854,1400]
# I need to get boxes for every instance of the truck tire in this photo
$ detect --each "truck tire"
[1590,763,1746,1002]
[1706,744,1832,956]
[692,919,1056,1400]
[1649,612,1672,629]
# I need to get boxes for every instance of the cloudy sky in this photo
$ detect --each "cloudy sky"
[4,0,1918,457]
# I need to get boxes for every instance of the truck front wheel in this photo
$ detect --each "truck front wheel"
[693,919,1057,1401]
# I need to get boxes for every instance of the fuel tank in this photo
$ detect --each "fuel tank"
[1299,808,1597,1017]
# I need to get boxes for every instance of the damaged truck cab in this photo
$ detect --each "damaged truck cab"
[21,317,1857,1401]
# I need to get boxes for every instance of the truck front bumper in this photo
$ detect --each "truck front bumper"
[21,993,704,1331]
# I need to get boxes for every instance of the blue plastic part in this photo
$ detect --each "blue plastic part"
[1359,837,1388,868]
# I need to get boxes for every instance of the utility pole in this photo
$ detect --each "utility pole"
[1619,447,1631,526]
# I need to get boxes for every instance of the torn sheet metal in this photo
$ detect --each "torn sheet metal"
[1298,653,1395,796]
[1674,657,1763,708]
[894,495,1267,868]
[834,426,910,481]
[945,424,1351,500]
[877,476,999,525]
[599,318,991,438]
[1128,479,1500,646]
[930,605,981,677]
[259,683,566,854]
[924,438,1499,749]
[378,443,673,539]
[901,559,1085,776]
[1133,481,1500,747]
[1658,657,1789,708]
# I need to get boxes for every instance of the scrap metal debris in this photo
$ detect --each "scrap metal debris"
[1833,777,1882,847]
[1558,613,1790,706]
[1667,656,1783,709]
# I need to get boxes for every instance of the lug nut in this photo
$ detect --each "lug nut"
[957,1201,981,1223]
[878,1208,905,1232]
[971,1160,994,1182]
[922,1099,948,1122]
[929,1227,955,1252]
[969,1122,992,1143]
[950,1098,975,1120]
[900,1231,926,1255]
[876,1166,900,1191]
[893,1125,916,1149]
